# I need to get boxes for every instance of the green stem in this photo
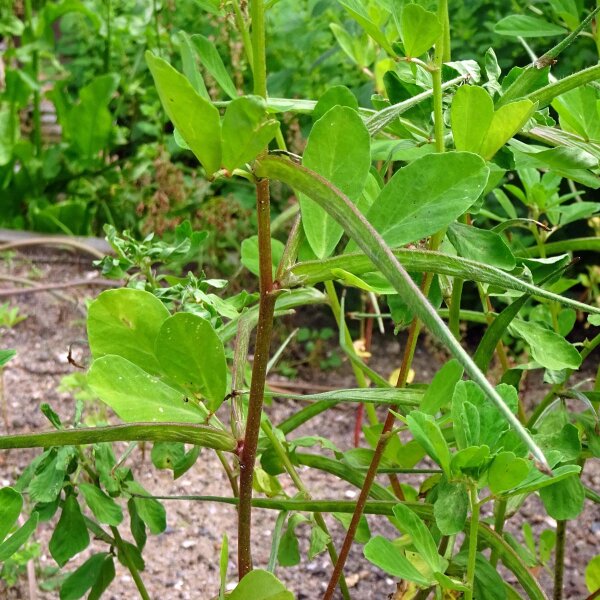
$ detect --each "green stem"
[465,486,480,600]
[324,281,377,426]
[526,63,600,107]
[261,420,351,600]
[23,0,41,155]
[554,520,566,600]
[449,279,464,339]
[111,527,151,600]
[432,0,448,154]
[250,0,267,98]
[231,0,254,70]
[489,499,507,567]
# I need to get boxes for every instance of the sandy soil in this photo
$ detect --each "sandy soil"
[0,249,598,599]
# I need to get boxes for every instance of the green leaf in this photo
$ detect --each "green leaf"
[392,503,446,574]
[228,569,294,600]
[363,535,431,586]
[362,152,489,248]
[452,382,519,453]
[308,523,331,560]
[0,349,16,367]
[552,85,600,141]
[474,295,529,373]
[28,448,70,504]
[410,346,458,399]
[87,289,170,375]
[173,445,201,479]
[221,96,279,171]
[219,534,228,600]
[49,495,90,567]
[539,475,585,519]
[451,86,535,160]
[299,106,371,258]
[155,313,227,411]
[151,441,185,471]
[447,222,515,270]
[494,15,566,37]
[60,552,110,600]
[0,487,23,543]
[407,411,451,476]
[586,555,600,595]
[128,498,146,550]
[451,86,494,155]
[88,355,207,423]
[176,31,209,99]
[401,4,442,58]
[66,74,120,161]
[487,452,529,494]
[0,513,39,562]
[241,235,285,277]
[78,483,123,526]
[434,479,468,535]
[0,106,18,166]
[125,482,167,535]
[312,86,358,122]
[509,319,582,371]
[191,34,238,99]
[146,51,222,175]
[451,446,491,476]
[87,554,115,600]
[337,0,395,55]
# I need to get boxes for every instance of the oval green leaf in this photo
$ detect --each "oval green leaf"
[299,105,371,258]
[146,51,222,175]
[221,96,280,171]
[155,313,228,412]
[362,152,489,248]
[401,4,442,58]
[87,288,170,375]
[88,355,207,423]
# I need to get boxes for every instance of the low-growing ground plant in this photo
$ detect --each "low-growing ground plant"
[1,1,600,599]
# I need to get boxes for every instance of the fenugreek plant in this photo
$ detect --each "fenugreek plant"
[1,1,600,599]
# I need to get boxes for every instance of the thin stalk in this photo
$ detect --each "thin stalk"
[324,281,377,426]
[261,420,351,600]
[465,486,480,600]
[554,520,566,600]
[432,0,448,154]
[250,0,267,98]
[231,0,254,70]
[238,1,273,577]
[489,499,507,567]
[23,0,41,155]
[526,63,600,107]
[216,450,239,497]
[449,279,464,339]
[111,526,151,600]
